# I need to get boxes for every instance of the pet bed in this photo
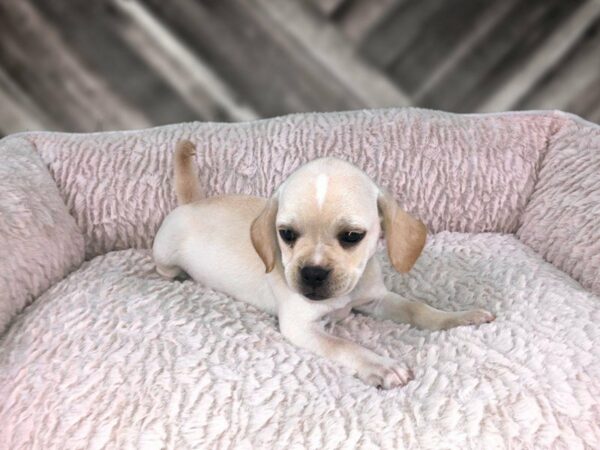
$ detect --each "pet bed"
[1,108,599,449]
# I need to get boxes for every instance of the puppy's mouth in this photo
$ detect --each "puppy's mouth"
[304,291,328,301]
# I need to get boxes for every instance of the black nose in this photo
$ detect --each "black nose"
[300,266,331,288]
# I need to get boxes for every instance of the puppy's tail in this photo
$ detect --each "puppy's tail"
[174,140,202,205]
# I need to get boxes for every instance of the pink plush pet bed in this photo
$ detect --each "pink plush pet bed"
[1,108,599,448]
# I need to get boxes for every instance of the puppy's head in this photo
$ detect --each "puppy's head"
[251,158,426,301]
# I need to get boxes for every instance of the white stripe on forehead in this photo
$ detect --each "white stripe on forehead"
[315,174,329,210]
[313,243,324,265]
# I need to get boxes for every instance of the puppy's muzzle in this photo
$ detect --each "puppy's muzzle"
[300,265,331,300]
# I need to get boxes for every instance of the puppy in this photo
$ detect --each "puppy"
[153,141,495,389]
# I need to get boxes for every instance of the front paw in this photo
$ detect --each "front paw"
[443,308,495,329]
[356,356,413,389]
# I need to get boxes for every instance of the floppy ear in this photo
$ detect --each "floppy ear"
[378,191,427,273]
[250,196,279,273]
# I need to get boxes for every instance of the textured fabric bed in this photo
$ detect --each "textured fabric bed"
[0,108,599,449]
[0,137,84,333]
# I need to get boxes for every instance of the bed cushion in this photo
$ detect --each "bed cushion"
[30,109,562,258]
[518,115,600,296]
[1,232,598,449]
[0,137,84,335]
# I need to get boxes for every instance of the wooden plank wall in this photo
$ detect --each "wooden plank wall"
[0,0,599,137]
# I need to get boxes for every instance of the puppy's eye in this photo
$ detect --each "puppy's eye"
[278,228,297,244]
[338,231,366,247]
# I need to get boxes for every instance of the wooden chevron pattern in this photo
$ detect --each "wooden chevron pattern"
[0,0,599,136]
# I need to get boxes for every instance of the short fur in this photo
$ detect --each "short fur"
[174,140,202,205]
[154,141,495,389]
[250,197,279,273]
[378,190,428,273]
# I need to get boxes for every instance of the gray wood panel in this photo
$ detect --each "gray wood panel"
[415,0,582,111]
[29,0,205,124]
[143,0,365,117]
[0,0,151,132]
[386,0,491,94]
[518,17,600,122]
[0,0,597,133]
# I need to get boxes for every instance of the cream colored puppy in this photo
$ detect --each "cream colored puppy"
[153,141,495,389]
